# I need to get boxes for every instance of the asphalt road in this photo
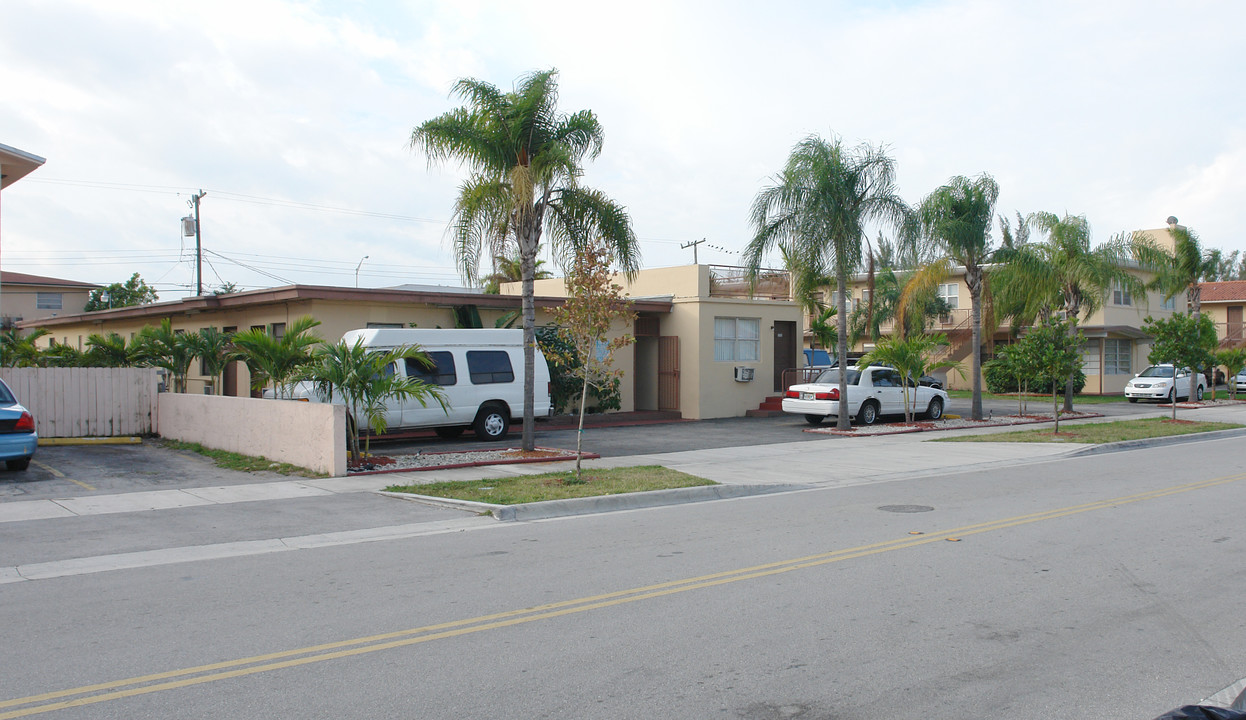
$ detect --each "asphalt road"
[2,434,1243,718]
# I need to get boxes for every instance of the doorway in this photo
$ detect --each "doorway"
[773,321,797,391]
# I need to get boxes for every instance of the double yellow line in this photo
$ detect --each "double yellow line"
[4,471,1243,718]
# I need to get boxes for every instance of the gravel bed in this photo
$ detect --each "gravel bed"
[349,448,579,473]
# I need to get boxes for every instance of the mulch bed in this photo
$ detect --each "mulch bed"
[347,447,599,475]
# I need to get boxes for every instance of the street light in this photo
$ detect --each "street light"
[355,255,369,288]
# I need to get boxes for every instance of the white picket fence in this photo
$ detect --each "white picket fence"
[0,368,161,437]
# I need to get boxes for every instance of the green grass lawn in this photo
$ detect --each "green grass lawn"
[946,389,1129,405]
[935,417,1242,444]
[385,465,715,505]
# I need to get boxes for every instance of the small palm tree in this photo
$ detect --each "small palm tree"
[307,338,446,462]
[135,320,197,392]
[186,327,237,395]
[0,328,50,368]
[231,316,322,398]
[482,255,553,294]
[84,332,138,367]
[859,333,950,423]
[1217,347,1246,401]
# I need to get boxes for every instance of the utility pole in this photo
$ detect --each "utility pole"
[681,238,706,264]
[183,190,206,296]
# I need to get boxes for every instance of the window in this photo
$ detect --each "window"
[1104,338,1131,375]
[270,323,285,340]
[1080,341,1100,374]
[1160,295,1177,311]
[1112,281,1131,306]
[714,317,760,362]
[36,292,62,310]
[366,322,404,329]
[937,283,959,310]
[406,351,457,386]
[466,350,514,384]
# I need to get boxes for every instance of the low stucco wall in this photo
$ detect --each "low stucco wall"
[157,394,347,477]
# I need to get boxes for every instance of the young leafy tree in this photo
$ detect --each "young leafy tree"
[1019,318,1083,433]
[0,328,50,368]
[859,332,950,423]
[549,240,636,482]
[412,68,640,452]
[1133,224,1218,402]
[1216,347,1246,401]
[1142,313,1217,420]
[135,320,196,392]
[231,316,322,398]
[745,135,912,430]
[908,173,1000,421]
[85,273,159,311]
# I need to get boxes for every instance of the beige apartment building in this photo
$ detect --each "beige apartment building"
[26,265,804,419]
[1198,280,1246,349]
[0,271,98,329]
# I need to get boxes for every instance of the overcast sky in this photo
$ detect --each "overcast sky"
[2,0,1242,299]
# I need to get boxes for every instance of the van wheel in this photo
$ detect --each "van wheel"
[473,403,510,441]
[434,426,465,439]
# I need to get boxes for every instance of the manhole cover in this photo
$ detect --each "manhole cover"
[878,504,934,513]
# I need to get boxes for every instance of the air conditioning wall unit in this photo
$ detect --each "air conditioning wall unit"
[733,366,755,382]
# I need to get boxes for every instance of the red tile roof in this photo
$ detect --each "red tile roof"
[1200,280,1246,303]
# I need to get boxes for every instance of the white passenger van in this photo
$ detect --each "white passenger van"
[292,328,552,441]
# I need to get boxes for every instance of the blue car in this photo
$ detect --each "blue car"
[0,379,36,472]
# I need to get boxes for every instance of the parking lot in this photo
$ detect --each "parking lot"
[0,392,1168,501]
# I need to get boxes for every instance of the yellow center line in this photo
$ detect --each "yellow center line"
[29,461,94,491]
[3,470,1244,718]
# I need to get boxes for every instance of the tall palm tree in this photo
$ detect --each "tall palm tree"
[906,174,1000,421]
[412,68,640,450]
[745,135,912,430]
[993,212,1143,411]
[1133,224,1218,401]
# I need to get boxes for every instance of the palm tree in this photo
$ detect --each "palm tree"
[993,212,1143,411]
[412,68,640,451]
[231,316,322,398]
[135,320,197,392]
[1133,224,1218,401]
[0,328,49,368]
[745,135,912,430]
[84,332,138,367]
[906,174,1000,421]
[186,327,237,395]
[859,332,950,423]
[307,338,446,463]
[482,254,553,294]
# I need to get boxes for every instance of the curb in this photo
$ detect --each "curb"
[38,437,143,446]
[381,483,812,522]
[809,412,1105,437]
[1067,426,1246,457]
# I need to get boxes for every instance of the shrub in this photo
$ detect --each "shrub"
[984,357,1085,394]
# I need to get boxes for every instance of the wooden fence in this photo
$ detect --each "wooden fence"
[0,368,161,437]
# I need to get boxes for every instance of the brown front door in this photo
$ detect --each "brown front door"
[658,336,680,412]
[1229,306,1243,344]
[773,320,796,391]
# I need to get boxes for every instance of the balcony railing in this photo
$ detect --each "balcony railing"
[708,265,790,300]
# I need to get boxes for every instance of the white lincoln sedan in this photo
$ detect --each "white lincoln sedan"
[782,365,948,426]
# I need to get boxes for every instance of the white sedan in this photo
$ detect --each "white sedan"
[782,365,949,426]
[1124,364,1206,403]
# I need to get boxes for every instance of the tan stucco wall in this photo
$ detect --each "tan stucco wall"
[2,283,93,326]
[158,393,346,476]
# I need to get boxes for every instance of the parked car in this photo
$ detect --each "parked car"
[283,328,553,441]
[782,365,949,425]
[0,378,37,471]
[1124,364,1207,403]
[1233,369,1246,394]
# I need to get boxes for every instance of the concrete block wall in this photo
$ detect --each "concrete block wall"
[157,394,347,477]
